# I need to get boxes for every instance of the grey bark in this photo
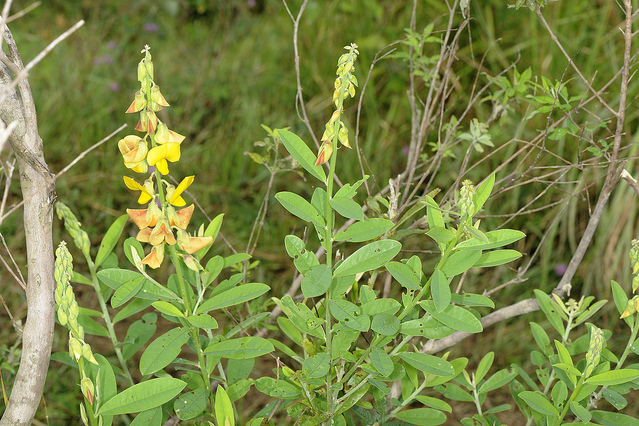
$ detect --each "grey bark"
[0,24,55,426]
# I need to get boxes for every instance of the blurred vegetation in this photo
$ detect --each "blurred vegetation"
[1,0,638,423]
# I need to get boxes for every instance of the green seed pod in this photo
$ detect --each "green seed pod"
[80,377,95,405]
[82,342,98,365]
[57,309,68,326]
[79,402,88,426]
[69,300,80,319]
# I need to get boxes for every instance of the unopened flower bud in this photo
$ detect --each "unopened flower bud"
[584,327,604,377]
[459,180,476,218]
[69,336,83,361]
[621,297,637,319]
[82,342,98,365]
[81,377,95,405]
[126,91,147,113]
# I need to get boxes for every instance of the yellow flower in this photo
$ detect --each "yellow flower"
[147,143,181,175]
[123,176,155,204]
[166,176,194,206]
[155,123,185,144]
[118,135,148,173]
[142,244,165,269]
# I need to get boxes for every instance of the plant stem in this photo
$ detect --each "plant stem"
[86,257,134,387]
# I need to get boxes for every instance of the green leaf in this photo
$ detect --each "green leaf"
[174,389,208,421]
[276,191,325,227]
[98,269,143,291]
[204,337,274,359]
[370,346,394,377]
[435,383,474,402]
[98,378,187,416]
[591,410,639,426]
[534,289,564,335]
[570,401,591,423]
[394,408,446,425]
[198,213,224,258]
[473,249,522,268]
[518,391,558,417]
[586,369,639,386]
[334,175,369,199]
[455,229,526,250]
[130,407,162,425]
[371,314,400,336]
[426,227,454,245]
[95,215,127,268]
[302,352,331,378]
[334,218,394,243]
[284,235,319,275]
[478,369,517,394]
[301,264,332,298]
[440,250,482,277]
[400,316,455,339]
[223,253,252,268]
[278,129,326,182]
[362,298,401,316]
[215,386,235,426]
[77,315,109,337]
[329,299,360,322]
[186,314,218,330]
[386,260,421,290]
[530,322,552,356]
[611,280,634,327]
[122,313,157,360]
[397,353,454,377]
[421,301,482,333]
[450,293,494,308]
[255,377,302,399]
[431,269,450,312]
[334,240,402,278]
[139,327,190,375]
[152,301,184,318]
[113,299,154,324]
[330,196,364,220]
[475,352,494,384]
[473,173,495,215]
[123,238,144,268]
[425,196,444,229]
[414,396,452,413]
[196,283,269,314]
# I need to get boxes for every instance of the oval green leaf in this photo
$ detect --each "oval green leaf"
[421,301,482,333]
[518,391,558,417]
[398,353,454,377]
[330,196,364,220]
[394,408,446,425]
[152,301,184,318]
[140,327,190,375]
[473,249,522,268]
[98,378,186,416]
[334,218,394,243]
[386,260,421,290]
[204,337,274,359]
[301,264,332,298]
[276,191,325,226]
[370,346,394,377]
[278,129,326,182]
[371,313,400,336]
[334,240,402,278]
[174,389,208,421]
[196,283,269,314]
[440,250,482,278]
[95,214,128,268]
[303,352,330,378]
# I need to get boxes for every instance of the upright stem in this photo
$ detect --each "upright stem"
[86,258,134,387]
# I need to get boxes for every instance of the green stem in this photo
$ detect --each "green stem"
[554,376,584,426]
[86,257,134,387]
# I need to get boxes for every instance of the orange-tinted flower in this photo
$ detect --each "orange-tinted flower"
[148,85,169,111]
[118,135,149,173]
[147,143,181,175]
[149,218,176,246]
[126,91,146,113]
[136,227,152,243]
[142,244,164,269]
[123,176,155,204]
[127,202,162,229]
[176,229,213,254]
[167,204,194,229]
[166,176,194,206]
[135,110,158,134]
[155,123,185,144]
[315,141,333,166]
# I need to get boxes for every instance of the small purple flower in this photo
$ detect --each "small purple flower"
[107,40,117,50]
[144,23,160,33]
[555,263,568,277]
[401,146,409,156]
[109,82,120,92]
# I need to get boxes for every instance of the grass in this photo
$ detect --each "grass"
[1,0,639,423]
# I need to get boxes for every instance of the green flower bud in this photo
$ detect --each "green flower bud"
[459,180,477,218]
[80,377,95,405]
[584,327,604,378]
[57,309,68,326]
[79,402,88,426]
[82,342,98,365]
[69,336,83,361]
